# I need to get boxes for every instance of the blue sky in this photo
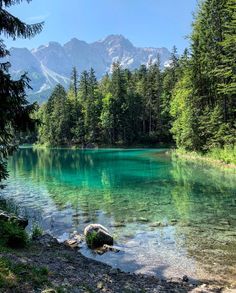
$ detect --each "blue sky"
[5,0,197,53]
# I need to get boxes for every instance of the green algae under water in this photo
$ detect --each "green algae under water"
[1,147,236,284]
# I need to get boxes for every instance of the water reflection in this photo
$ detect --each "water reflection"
[1,147,236,284]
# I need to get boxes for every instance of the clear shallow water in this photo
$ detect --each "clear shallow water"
[1,147,236,284]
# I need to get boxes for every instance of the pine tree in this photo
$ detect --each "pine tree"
[0,0,43,181]
[170,71,198,150]
[161,46,179,142]
[110,62,128,143]
[134,65,148,134]
[171,0,236,151]
[84,68,101,143]
[189,0,236,150]
[99,74,113,143]
[78,70,89,144]
[69,66,78,99]
[38,85,70,146]
[79,70,89,100]
[52,85,70,145]
[145,57,163,137]
[215,0,236,122]
[125,71,142,143]
[67,67,81,144]
[100,92,114,144]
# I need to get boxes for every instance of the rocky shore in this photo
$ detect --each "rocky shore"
[0,233,229,293]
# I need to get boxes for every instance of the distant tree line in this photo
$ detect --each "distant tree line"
[35,0,235,151]
[36,55,177,146]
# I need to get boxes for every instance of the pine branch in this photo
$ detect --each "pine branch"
[0,8,43,39]
[0,39,9,57]
[0,0,31,8]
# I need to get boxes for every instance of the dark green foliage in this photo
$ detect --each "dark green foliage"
[161,47,179,142]
[0,220,28,248]
[38,85,70,146]
[171,0,236,152]
[0,0,43,182]
[83,68,101,143]
[110,62,129,143]
[70,66,78,98]
[38,62,172,146]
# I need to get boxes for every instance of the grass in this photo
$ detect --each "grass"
[85,231,99,248]
[0,257,50,291]
[172,145,236,169]
[0,221,64,292]
[0,258,17,289]
[31,224,43,239]
[207,145,236,165]
[0,219,46,290]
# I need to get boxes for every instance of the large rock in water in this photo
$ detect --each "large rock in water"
[0,210,28,229]
[84,224,113,248]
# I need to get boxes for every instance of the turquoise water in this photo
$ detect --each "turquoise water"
[1,147,236,284]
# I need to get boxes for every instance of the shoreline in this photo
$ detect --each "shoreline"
[171,149,236,171]
[22,144,236,171]
[23,143,174,150]
[0,234,228,293]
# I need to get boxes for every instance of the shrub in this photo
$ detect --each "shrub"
[31,224,43,240]
[0,220,28,248]
[208,145,236,165]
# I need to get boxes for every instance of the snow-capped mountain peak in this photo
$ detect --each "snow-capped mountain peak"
[7,35,171,103]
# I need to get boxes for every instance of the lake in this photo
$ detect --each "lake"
[1,147,236,285]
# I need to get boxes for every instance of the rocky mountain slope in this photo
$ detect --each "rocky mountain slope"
[6,35,171,102]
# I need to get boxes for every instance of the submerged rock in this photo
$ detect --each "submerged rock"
[64,232,84,249]
[84,223,113,248]
[170,219,178,225]
[64,239,78,249]
[0,209,28,228]
[149,221,169,228]
[219,220,231,226]
[150,222,162,227]
[182,275,189,282]
[137,217,149,223]
[138,208,149,212]
[41,290,57,293]
[110,222,126,228]
[95,244,120,255]
[97,281,104,289]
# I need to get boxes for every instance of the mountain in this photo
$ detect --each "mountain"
[6,35,171,103]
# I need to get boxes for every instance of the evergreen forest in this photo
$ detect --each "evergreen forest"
[35,0,235,161]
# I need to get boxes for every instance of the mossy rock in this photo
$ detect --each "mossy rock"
[84,224,113,248]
